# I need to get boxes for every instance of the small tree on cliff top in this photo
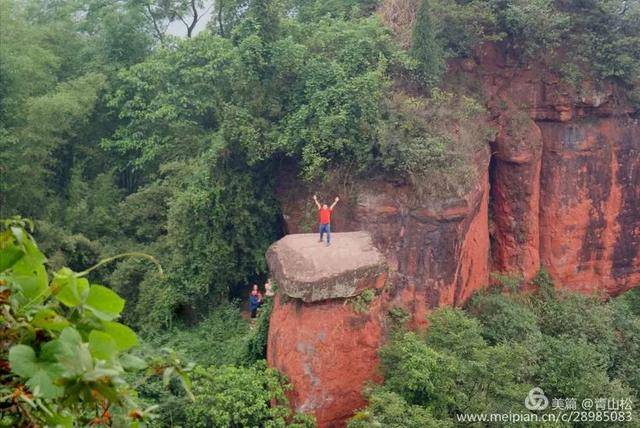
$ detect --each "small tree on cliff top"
[411,0,446,86]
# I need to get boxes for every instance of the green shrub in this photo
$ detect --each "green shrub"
[355,285,640,424]
[536,292,617,356]
[500,0,570,59]
[410,0,446,86]
[34,221,102,273]
[376,89,491,199]
[0,221,190,426]
[431,0,501,57]
[244,297,274,363]
[144,302,251,367]
[610,301,640,393]
[490,271,525,291]
[379,332,457,414]
[351,288,376,313]
[349,388,453,427]
[424,308,486,359]
[467,292,542,345]
[536,336,612,399]
[388,305,411,326]
[183,362,312,427]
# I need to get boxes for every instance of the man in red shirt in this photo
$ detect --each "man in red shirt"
[313,194,339,246]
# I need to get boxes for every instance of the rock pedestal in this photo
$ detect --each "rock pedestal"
[266,232,388,427]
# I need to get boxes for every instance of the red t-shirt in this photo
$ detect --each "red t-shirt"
[319,208,332,224]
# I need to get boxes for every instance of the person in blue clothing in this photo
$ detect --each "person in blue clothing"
[249,284,262,319]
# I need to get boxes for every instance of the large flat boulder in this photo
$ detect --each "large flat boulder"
[266,231,386,302]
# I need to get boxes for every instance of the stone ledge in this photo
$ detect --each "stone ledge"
[266,231,387,303]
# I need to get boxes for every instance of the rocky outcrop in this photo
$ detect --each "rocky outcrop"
[270,168,490,426]
[266,232,387,302]
[266,233,388,427]
[538,118,640,295]
[489,112,542,282]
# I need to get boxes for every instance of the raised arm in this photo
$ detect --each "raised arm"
[312,194,322,209]
[330,196,339,210]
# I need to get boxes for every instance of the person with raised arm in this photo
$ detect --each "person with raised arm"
[313,194,339,246]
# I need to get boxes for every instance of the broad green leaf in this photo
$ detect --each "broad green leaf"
[9,345,64,399]
[57,327,93,376]
[33,308,70,331]
[103,321,138,351]
[9,345,38,377]
[11,255,48,304]
[26,368,64,399]
[58,326,83,347]
[0,229,24,271]
[85,284,125,320]
[52,268,89,307]
[40,339,63,361]
[120,354,147,371]
[21,232,45,263]
[89,330,118,361]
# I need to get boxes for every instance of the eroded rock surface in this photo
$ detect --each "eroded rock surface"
[276,155,491,329]
[469,42,640,292]
[268,294,387,427]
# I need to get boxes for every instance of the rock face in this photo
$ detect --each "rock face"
[276,158,491,329]
[538,119,640,295]
[472,43,640,294]
[266,233,388,427]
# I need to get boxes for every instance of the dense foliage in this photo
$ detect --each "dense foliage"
[0,221,313,426]
[406,0,640,86]
[0,221,192,426]
[349,275,640,426]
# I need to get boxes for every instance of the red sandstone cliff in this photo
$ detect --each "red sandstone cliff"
[268,44,639,427]
[471,44,640,295]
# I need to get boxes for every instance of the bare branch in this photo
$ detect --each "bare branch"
[186,0,199,37]
[145,3,166,45]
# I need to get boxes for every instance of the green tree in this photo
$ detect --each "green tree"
[349,389,453,428]
[1,73,107,218]
[467,292,542,345]
[184,363,292,427]
[410,0,445,86]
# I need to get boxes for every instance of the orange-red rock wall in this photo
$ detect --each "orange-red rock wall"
[270,158,491,426]
[267,274,388,427]
[275,156,491,327]
[470,43,640,295]
[538,118,640,295]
